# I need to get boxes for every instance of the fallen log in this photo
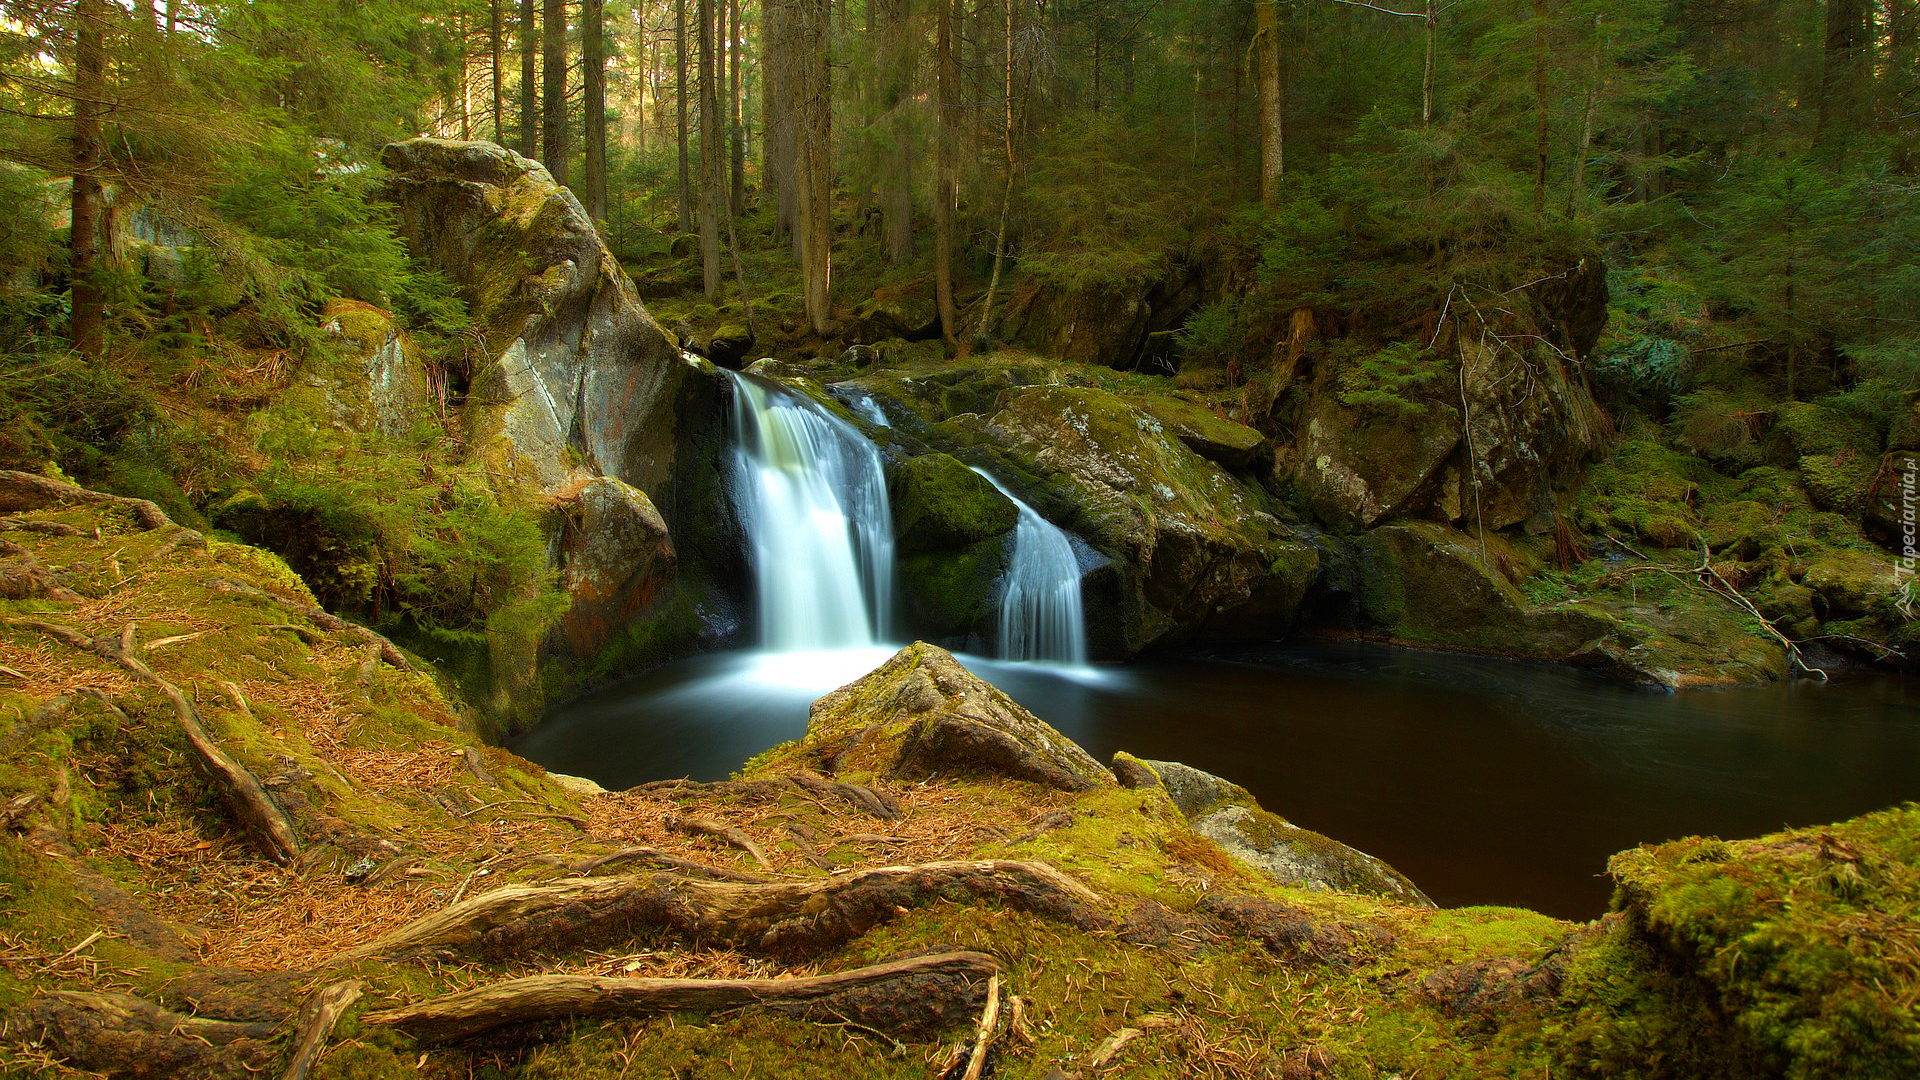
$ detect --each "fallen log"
[337,859,1106,966]
[364,952,1000,1044]
[6,619,300,865]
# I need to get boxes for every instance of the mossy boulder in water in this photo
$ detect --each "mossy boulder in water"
[969,384,1318,654]
[1113,753,1434,907]
[889,454,1018,555]
[1357,521,1608,659]
[755,642,1115,792]
[888,455,1019,646]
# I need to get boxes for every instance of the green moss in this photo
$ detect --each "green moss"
[888,453,1018,556]
[1576,439,1709,547]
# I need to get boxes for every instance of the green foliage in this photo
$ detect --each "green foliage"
[1017,114,1185,294]
[1339,343,1445,417]
[1174,300,1244,364]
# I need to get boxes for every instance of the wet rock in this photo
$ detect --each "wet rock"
[973,384,1318,654]
[1130,396,1269,473]
[556,476,677,658]
[778,642,1115,792]
[1127,758,1433,907]
[890,454,1018,555]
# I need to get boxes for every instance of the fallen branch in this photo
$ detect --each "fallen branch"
[363,952,1000,1045]
[962,974,1001,1080]
[336,860,1106,966]
[0,471,170,530]
[1086,1026,1144,1069]
[6,619,300,865]
[281,980,364,1080]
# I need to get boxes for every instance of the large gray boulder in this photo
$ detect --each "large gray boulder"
[379,138,686,497]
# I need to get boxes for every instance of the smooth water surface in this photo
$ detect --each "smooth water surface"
[515,640,1920,918]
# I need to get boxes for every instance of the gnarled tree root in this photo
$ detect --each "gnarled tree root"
[6,619,300,865]
[2,991,276,1080]
[338,859,1106,966]
[0,470,171,530]
[282,980,364,1080]
[201,576,415,673]
[639,768,901,821]
[364,952,1000,1044]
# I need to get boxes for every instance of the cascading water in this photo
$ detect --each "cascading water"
[974,469,1088,666]
[727,372,894,653]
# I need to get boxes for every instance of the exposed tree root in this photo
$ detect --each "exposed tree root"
[460,747,498,788]
[6,619,301,865]
[3,796,198,963]
[0,696,70,756]
[669,815,772,868]
[363,952,1001,1045]
[0,471,170,530]
[201,576,416,673]
[0,550,81,602]
[337,860,1106,966]
[0,518,84,537]
[639,768,901,821]
[2,990,276,1080]
[554,846,780,883]
[281,980,363,1080]
[141,525,207,565]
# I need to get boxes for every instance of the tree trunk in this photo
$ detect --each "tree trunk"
[765,0,794,242]
[584,0,608,221]
[699,0,723,297]
[519,0,538,156]
[974,0,1016,343]
[489,0,506,143]
[1532,0,1547,216]
[1818,0,1870,139]
[677,0,693,233]
[728,0,745,216]
[798,0,832,334]
[1422,0,1435,127]
[1256,0,1282,205]
[1567,13,1602,216]
[69,0,107,358]
[879,0,914,265]
[541,0,568,183]
[935,0,959,343]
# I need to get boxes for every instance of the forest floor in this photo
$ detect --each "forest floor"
[0,480,1913,1079]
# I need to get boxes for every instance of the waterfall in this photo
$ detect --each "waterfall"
[727,372,894,651]
[973,469,1088,666]
[830,385,892,428]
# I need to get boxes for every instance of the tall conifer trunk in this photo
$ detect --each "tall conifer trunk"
[934,0,959,343]
[698,0,723,297]
[797,0,831,334]
[728,0,745,217]
[542,0,568,183]
[490,0,506,143]
[1256,0,1282,205]
[519,0,538,156]
[677,0,693,233]
[69,0,107,357]
[879,0,914,264]
[584,0,608,221]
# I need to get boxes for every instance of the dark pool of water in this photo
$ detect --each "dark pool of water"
[513,641,1920,919]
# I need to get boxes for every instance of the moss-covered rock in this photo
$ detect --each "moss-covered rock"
[1295,393,1461,530]
[1116,757,1435,908]
[1128,396,1270,473]
[554,477,677,659]
[1356,521,1610,659]
[888,454,1018,556]
[751,642,1116,791]
[379,138,685,498]
[1550,804,1920,1080]
[316,299,432,438]
[1575,438,1705,548]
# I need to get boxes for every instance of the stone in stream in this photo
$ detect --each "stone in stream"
[1112,752,1435,908]
[774,642,1115,792]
